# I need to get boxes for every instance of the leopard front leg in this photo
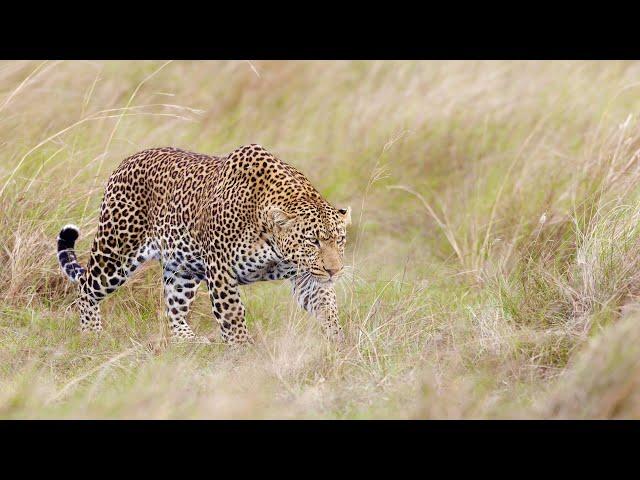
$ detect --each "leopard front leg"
[206,274,253,346]
[291,276,345,342]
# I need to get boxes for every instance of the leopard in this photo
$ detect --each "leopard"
[56,144,351,345]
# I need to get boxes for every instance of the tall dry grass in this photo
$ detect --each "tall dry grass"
[1,60,640,418]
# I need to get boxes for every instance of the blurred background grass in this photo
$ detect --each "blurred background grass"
[1,60,640,418]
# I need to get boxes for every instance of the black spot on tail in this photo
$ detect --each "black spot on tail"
[58,226,79,251]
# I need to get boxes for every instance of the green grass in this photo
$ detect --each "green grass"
[2,60,640,418]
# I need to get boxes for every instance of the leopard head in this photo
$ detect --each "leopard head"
[268,199,351,282]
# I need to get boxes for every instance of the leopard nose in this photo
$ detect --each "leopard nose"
[324,266,340,277]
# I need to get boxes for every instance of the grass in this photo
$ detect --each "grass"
[2,60,640,418]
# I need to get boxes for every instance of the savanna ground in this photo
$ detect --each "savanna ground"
[1,60,640,419]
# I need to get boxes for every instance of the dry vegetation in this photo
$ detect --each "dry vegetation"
[1,60,640,418]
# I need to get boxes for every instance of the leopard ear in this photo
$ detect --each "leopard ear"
[269,207,296,230]
[338,206,351,226]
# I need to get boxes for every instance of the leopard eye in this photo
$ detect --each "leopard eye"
[306,237,320,247]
